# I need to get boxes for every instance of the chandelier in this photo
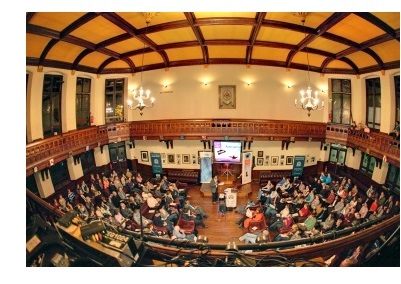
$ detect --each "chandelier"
[294,13,324,116]
[127,13,158,115]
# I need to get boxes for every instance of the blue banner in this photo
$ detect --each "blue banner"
[150,153,163,177]
[200,152,213,183]
[292,156,305,177]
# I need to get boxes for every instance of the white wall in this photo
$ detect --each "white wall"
[27,65,399,143]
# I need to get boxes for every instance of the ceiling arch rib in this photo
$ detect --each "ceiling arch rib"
[354,12,398,39]
[26,12,400,75]
[38,13,100,67]
[184,12,208,64]
[102,12,169,69]
[246,12,266,64]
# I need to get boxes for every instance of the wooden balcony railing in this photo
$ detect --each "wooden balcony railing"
[26,120,399,176]
[326,123,400,166]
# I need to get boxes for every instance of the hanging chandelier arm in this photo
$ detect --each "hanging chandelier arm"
[294,13,324,116]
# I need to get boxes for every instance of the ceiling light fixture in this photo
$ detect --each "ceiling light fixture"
[127,13,158,115]
[294,13,324,116]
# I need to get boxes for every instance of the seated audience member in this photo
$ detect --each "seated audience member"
[182,207,208,228]
[243,207,264,229]
[56,193,67,209]
[322,189,336,206]
[343,207,357,227]
[117,186,127,201]
[358,202,369,219]
[146,192,161,209]
[258,181,274,202]
[66,188,76,205]
[172,225,197,242]
[236,199,255,215]
[316,205,329,223]
[298,203,311,218]
[273,224,298,242]
[297,213,317,232]
[120,201,134,219]
[321,212,336,232]
[184,200,208,219]
[133,208,151,228]
[331,197,345,217]
[325,173,332,185]
[77,203,89,221]
[239,229,269,244]
[152,210,174,236]
[110,190,122,208]
[331,218,345,231]
[143,223,169,238]
[112,208,127,229]
[305,189,315,204]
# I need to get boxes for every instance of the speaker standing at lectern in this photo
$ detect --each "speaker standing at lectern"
[210,174,223,204]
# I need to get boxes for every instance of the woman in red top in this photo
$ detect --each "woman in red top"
[298,203,310,217]
[244,207,264,229]
[369,198,379,213]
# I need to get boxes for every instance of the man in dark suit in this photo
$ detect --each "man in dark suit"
[210,174,220,204]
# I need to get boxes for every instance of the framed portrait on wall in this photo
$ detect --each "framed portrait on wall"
[182,154,190,164]
[219,85,236,109]
[141,151,149,162]
[271,156,279,166]
[258,151,264,157]
[286,156,294,165]
[265,156,270,166]
[167,153,175,164]
[257,158,264,166]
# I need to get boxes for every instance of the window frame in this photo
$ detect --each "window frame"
[330,78,352,125]
[360,152,376,178]
[105,78,125,123]
[76,77,91,129]
[42,74,63,137]
[366,77,381,130]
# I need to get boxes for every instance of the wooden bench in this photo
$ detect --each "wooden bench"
[168,170,200,185]
[259,170,291,185]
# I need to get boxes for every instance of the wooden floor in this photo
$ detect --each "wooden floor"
[185,175,260,244]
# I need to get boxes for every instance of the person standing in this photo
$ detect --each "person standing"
[210,174,220,204]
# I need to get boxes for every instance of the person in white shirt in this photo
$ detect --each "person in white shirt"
[239,229,269,244]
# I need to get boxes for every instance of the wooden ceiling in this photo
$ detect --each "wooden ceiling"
[26,12,400,75]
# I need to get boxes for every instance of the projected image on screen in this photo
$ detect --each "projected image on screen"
[213,141,242,163]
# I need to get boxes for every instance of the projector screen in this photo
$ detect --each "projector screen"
[213,140,242,163]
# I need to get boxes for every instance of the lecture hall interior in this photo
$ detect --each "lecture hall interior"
[25,10,400,271]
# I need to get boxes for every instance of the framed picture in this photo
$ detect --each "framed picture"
[258,151,264,157]
[167,153,175,164]
[141,151,149,162]
[286,156,294,165]
[182,154,190,164]
[257,158,264,166]
[219,85,236,109]
[271,156,279,166]
[280,160,284,166]
[311,156,316,163]
[265,156,270,166]
[161,153,166,164]
[280,155,285,159]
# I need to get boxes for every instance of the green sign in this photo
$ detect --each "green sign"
[292,156,305,177]
[150,153,162,175]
